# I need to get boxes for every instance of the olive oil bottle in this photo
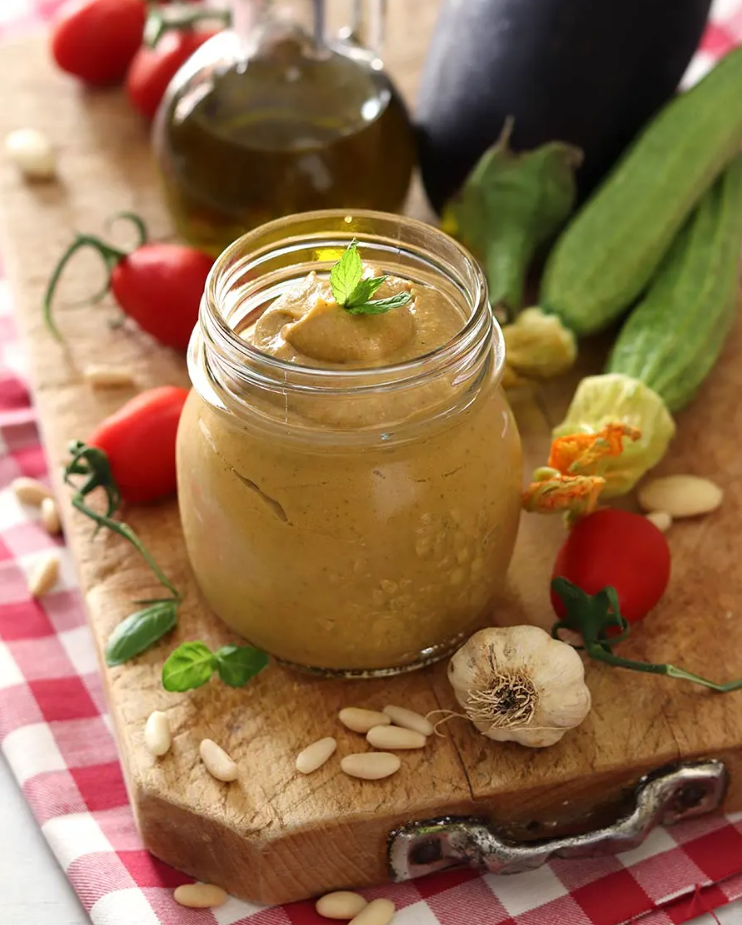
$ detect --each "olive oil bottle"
[153,1,416,255]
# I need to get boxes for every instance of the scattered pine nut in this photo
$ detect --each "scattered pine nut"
[144,711,172,757]
[83,365,135,388]
[383,704,434,737]
[349,898,396,925]
[173,883,228,908]
[296,736,337,774]
[199,738,238,782]
[5,128,56,180]
[339,707,391,734]
[645,510,672,533]
[28,553,59,598]
[340,752,401,781]
[40,497,62,535]
[638,475,722,519]
[366,725,427,750]
[316,891,367,919]
[12,477,52,506]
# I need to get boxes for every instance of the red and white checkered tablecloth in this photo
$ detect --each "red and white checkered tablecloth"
[3,2,742,924]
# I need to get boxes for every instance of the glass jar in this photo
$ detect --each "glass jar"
[177,210,522,677]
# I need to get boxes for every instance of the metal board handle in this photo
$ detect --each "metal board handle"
[388,760,727,882]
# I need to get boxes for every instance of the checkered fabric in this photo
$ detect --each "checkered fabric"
[3,2,742,923]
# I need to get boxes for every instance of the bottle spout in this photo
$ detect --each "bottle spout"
[230,0,262,41]
[230,0,329,47]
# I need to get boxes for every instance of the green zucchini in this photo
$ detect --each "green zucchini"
[549,153,742,498]
[540,45,742,337]
[608,152,742,412]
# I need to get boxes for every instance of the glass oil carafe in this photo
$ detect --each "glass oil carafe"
[152,0,417,255]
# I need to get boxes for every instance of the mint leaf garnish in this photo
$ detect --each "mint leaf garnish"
[330,239,363,305]
[345,292,413,315]
[347,275,386,305]
[329,242,412,316]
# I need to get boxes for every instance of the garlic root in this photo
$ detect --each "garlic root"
[448,625,591,748]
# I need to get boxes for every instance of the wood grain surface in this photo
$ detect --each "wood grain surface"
[2,4,742,904]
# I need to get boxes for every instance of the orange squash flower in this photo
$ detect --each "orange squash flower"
[523,424,641,516]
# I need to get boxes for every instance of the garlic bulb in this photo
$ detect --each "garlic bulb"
[448,625,591,748]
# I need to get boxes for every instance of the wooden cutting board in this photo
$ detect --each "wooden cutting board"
[2,6,742,905]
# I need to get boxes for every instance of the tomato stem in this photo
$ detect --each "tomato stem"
[144,4,230,47]
[44,214,149,342]
[551,577,742,693]
[105,211,149,250]
[64,441,181,602]
[585,643,742,692]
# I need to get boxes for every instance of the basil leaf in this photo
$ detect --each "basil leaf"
[105,600,178,667]
[345,292,413,315]
[329,240,363,306]
[162,641,216,692]
[215,645,269,687]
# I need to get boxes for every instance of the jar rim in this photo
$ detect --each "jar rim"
[201,208,504,391]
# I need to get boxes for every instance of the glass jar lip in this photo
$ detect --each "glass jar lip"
[203,208,505,386]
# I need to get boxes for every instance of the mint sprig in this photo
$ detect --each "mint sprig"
[329,241,412,315]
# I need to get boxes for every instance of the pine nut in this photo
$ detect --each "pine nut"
[40,497,62,535]
[296,736,337,774]
[638,475,723,519]
[339,707,391,734]
[83,365,135,388]
[340,752,400,780]
[366,725,427,750]
[173,883,228,908]
[316,891,367,919]
[383,704,434,737]
[12,477,52,506]
[199,739,238,782]
[28,554,59,598]
[349,898,396,925]
[645,510,672,533]
[5,128,56,180]
[144,711,171,757]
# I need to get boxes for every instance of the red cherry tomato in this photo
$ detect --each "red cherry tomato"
[50,0,146,86]
[550,508,671,624]
[110,243,213,350]
[88,386,189,504]
[44,214,213,352]
[126,30,216,121]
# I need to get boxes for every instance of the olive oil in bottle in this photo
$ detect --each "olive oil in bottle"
[152,1,416,255]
